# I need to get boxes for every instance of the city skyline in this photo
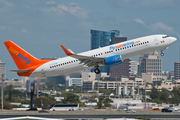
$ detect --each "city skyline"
[0,0,179,80]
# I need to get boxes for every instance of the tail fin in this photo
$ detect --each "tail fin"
[4,41,52,76]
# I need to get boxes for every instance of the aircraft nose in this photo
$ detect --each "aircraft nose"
[172,37,177,43]
[170,37,177,43]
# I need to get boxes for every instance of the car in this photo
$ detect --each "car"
[151,108,161,111]
[172,110,180,113]
[38,110,49,113]
[126,109,136,113]
[76,108,84,111]
[161,107,173,112]
[118,108,127,111]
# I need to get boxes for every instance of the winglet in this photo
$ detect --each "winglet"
[60,45,74,56]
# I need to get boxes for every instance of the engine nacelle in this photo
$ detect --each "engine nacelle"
[104,55,123,66]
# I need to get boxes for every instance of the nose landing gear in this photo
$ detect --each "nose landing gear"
[161,52,164,56]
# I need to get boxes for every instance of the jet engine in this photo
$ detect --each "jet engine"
[104,55,123,66]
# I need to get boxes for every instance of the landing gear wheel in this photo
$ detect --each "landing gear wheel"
[161,52,164,56]
[94,68,100,74]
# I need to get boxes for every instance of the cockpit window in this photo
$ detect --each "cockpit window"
[162,35,169,38]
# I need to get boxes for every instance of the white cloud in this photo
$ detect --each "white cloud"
[109,0,179,9]
[0,25,6,29]
[21,28,27,33]
[134,18,145,26]
[0,0,13,7]
[46,1,56,5]
[151,22,173,32]
[41,2,89,19]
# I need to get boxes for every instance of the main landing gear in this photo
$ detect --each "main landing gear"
[94,66,100,74]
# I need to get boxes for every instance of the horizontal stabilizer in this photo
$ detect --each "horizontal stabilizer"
[10,69,31,73]
[68,49,75,54]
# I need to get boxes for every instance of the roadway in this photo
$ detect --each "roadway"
[0,109,180,119]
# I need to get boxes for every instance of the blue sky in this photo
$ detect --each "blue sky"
[0,0,180,80]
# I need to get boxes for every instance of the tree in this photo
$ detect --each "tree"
[103,98,113,107]
[149,86,160,100]
[34,96,56,109]
[8,85,13,101]
[61,92,80,103]
[96,97,104,109]
[160,88,169,102]
[151,98,162,104]
[171,86,180,104]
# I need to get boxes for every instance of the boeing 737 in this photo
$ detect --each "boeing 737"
[4,34,177,77]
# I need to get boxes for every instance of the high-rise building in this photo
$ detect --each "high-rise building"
[66,78,82,86]
[138,51,162,76]
[129,59,138,75]
[174,62,180,80]
[109,36,129,79]
[0,60,6,78]
[91,30,120,73]
[110,59,130,79]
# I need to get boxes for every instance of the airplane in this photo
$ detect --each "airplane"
[4,34,177,77]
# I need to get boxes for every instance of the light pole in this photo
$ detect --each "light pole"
[116,77,117,98]
[81,79,82,99]
[98,79,99,98]
[1,74,5,110]
[144,79,147,109]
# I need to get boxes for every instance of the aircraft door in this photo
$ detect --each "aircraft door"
[41,67,46,77]
[154,37,159,45]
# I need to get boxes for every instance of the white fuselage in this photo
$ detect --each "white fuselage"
[30,34,177,77]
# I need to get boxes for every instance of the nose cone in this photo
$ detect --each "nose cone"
[171,37,177,43]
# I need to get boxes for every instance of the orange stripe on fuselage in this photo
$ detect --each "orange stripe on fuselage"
[134,40,140,44]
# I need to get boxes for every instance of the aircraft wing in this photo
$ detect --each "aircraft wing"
[60,45,105,67]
